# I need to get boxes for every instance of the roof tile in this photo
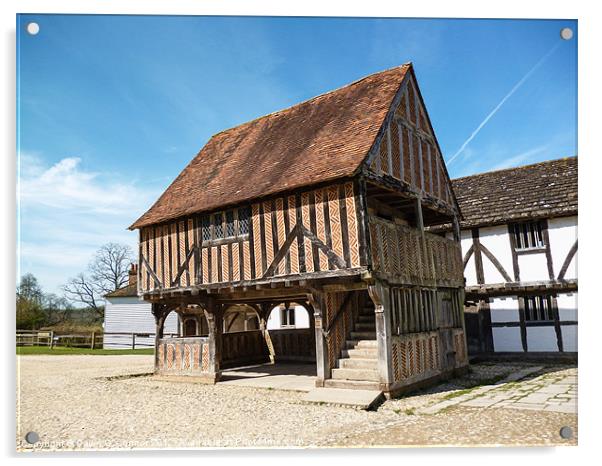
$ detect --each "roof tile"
[452,156,577,228]
[130,64,411,229]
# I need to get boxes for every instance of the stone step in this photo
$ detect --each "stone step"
[303,387,384,410]
[341,348,378,359]
[346,339,378,349]
[324,378,381,391]
[350,331,376,340]
[356,315,374,323]
[354,322,376,331]
[331,367,380,382]
[338,357,378,369]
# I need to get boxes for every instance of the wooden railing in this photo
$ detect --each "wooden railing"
[16,330,178,350]
[156,336,210,374]
[368,217,463,285]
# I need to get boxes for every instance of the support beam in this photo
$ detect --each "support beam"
[368,281,394,390]
[307,289,329,387]
[203,299,222,382]
[152,303,168,372]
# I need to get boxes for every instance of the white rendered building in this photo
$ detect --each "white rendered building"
[450,157,577,355]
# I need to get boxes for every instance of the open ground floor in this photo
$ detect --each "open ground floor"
[17,355,577,450]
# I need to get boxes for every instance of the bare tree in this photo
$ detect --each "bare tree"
[62,272,104,318]
[63,243,134,319]
[89,243,134,294]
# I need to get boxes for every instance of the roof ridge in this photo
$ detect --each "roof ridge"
[210,63,412,140]
[452,155,577,181]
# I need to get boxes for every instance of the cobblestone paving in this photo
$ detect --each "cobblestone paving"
[16,355,577,450]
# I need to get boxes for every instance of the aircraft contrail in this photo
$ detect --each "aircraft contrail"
[447,41,562,166]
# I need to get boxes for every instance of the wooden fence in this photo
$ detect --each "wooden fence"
[16,330,178,350]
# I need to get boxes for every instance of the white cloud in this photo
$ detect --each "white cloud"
[17,154,160,294]
[19,155,153,215]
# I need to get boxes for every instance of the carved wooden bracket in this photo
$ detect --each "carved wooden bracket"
[367,283,385,314]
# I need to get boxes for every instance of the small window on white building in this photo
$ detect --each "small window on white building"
[524,295,554,322]
[512,221,545,250]
[280,307,296,328]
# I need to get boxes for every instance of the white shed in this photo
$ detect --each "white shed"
[104,279,179,349]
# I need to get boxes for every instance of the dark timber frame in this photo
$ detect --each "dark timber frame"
[133,65,469,394]
[460,218,577,355]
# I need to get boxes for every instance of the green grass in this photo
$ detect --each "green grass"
[16,346,154,356]
[441,388,475,400]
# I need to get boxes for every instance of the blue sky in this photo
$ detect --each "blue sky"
[16,15,577,295]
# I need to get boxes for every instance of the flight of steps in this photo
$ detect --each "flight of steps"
[324,299,380,391]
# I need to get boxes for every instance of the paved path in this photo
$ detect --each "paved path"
[421,366,577,415]
[220,363,316,392]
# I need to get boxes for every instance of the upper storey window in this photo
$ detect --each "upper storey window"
[201,207,251,245]
[238,207,251,235]
[512,220,545,251]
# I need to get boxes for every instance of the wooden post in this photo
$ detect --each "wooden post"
[368,281,394,391]
[152,303,168,373]
[452,216,461,242]
[307,289,329,387]
[49,331,54,349]
[203,298,222,383]
[91,331,96,350]
[131,333,136,350]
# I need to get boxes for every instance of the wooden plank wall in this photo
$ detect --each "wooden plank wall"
[221,330,270,369]
[138,181,363,293]
[369,76,454,208]
[268,328,316,362]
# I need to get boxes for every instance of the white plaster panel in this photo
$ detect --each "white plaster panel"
[492,327,523,352]
[557,292,578,321]
[547,216,578,280]
[561,325,578,351]
[267,305,310,329]
[526,326,559,352]
[478,225,514,284]
[489,297,519,322]
[295,306,310,328]
[267,306,282,329]
[517,253,549,282]
[460,231,477,286]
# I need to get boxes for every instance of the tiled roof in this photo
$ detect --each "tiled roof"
[130,64,411,229]
[104,283,138,298]
[452,156,577,228]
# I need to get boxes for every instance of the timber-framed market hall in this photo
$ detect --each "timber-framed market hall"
[129,63,469,398]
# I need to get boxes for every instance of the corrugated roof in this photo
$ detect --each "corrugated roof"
[130,64,412,229]
[452,156,578,228]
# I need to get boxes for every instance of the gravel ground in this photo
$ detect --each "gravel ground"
[16,355,577,450]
